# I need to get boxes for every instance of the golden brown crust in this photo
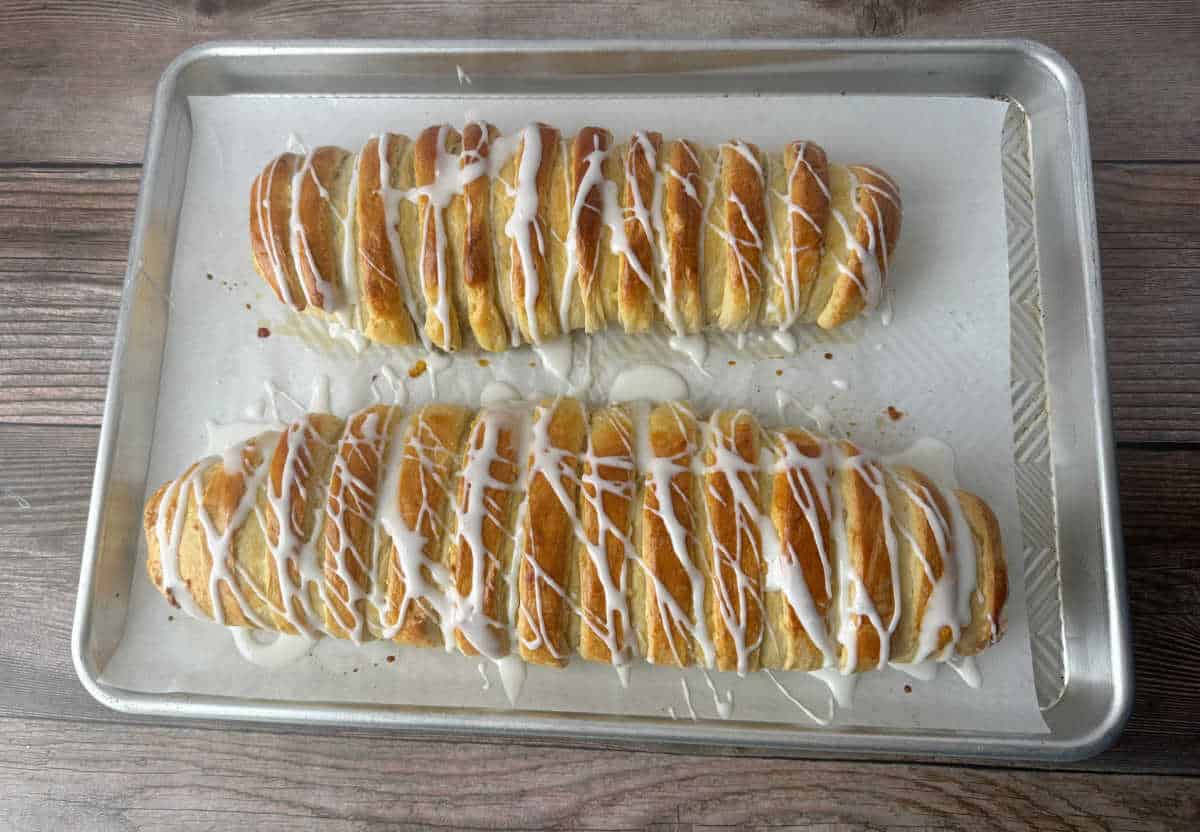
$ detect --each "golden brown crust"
[618,131,662,334]
[517,397,586,667]
[262,414,345,635]
[701,410,764,673]
[413,126,463,351]
[837,442,897,672]
[382,404,471,647]
[292,146,354,312]
[144,401,1011,680]
[355,134,419,345]
[569,127,614,334]
[451,408,521,656]
[146,444,274,628]
[249,153,306,311]
[459,122,510,352]
[144,479,173,597]
[577,405,635,664]
[506,123,562,344]
[888,466,954,664]
[766,141,830,328]
[716,142,767,331]
[955,489,1009,655]
[254,132,900,343]
[763,428,834,671]
[177,467,229,623]
[817,164,902,329]
[144,465,200,611]
[662,140,704,335]
[639,403,700,667]
[321,405,400,640]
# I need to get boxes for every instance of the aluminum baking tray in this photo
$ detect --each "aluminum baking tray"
[72,39,1130,762]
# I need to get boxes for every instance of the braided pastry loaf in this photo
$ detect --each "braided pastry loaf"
[145,398,1006,678]
[250,125,901,353]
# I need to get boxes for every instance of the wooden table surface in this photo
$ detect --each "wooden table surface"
[2,2,1198,829]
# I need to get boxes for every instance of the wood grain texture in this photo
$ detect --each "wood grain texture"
[0,1,1198,163]
[0,718,1199,832]
[1096,163,1200,444]
[2,1,1200,823]
[0,167,134,424]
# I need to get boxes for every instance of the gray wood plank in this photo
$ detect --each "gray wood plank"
[0,167,132,423]
[0,717,1197,832]
[4,163,1197,440]
[0,1,1198,164]
[1097,163,1200,444]
[3,424,1197,773]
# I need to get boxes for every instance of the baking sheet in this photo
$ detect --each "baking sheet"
[100,92,1047,733]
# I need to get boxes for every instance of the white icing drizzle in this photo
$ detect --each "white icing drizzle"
[765,669,835,726]
[369,364,408,407]
[156,437,289,631]
[424,350,452,399]
[412,126,460,350]
[810,667,857,708]
[891,659,938,682]
[771,329,797,354]
[495,654,527,703]
[256,417,338,639]
[769,142,829,334]
[948,654,982,689]
[880,287,895,326]
[374,409,458,647]
[679,676,699,720]
[701,669,735,719]
[515,400,582,661]
[261,130,899,355]
[700,410,766,676]
[329,150,363,347]
[609,364,689,403]
[504,125,549,344]
[450,407,520,658]
[894,477,962,663]
[763,432,837,666]
[156,391,996,718]
[883,438,981,666]
[557,130,611,332]
[534,335,574,381]
[609,132,697,344]
[286,133,308,155]
[370,132,430,351]
[834,449,901,672]
[153,470,208,622]
[253,155,296,307]
[828,166,900,311]
[667,333,709,368]
[289,152,339,310]
[576,409,638,673]
[631,402,715,668]
[480,380,522,405]
[321,408,390,643]
[231,627,314,668]
[711,141,765,304]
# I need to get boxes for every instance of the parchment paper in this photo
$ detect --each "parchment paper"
[101,93,1048,733]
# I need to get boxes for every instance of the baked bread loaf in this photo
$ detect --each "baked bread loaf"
[145,398,1006,680]
[250,126,902,352]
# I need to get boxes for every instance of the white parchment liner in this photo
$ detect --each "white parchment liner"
[100,93,1048,733]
